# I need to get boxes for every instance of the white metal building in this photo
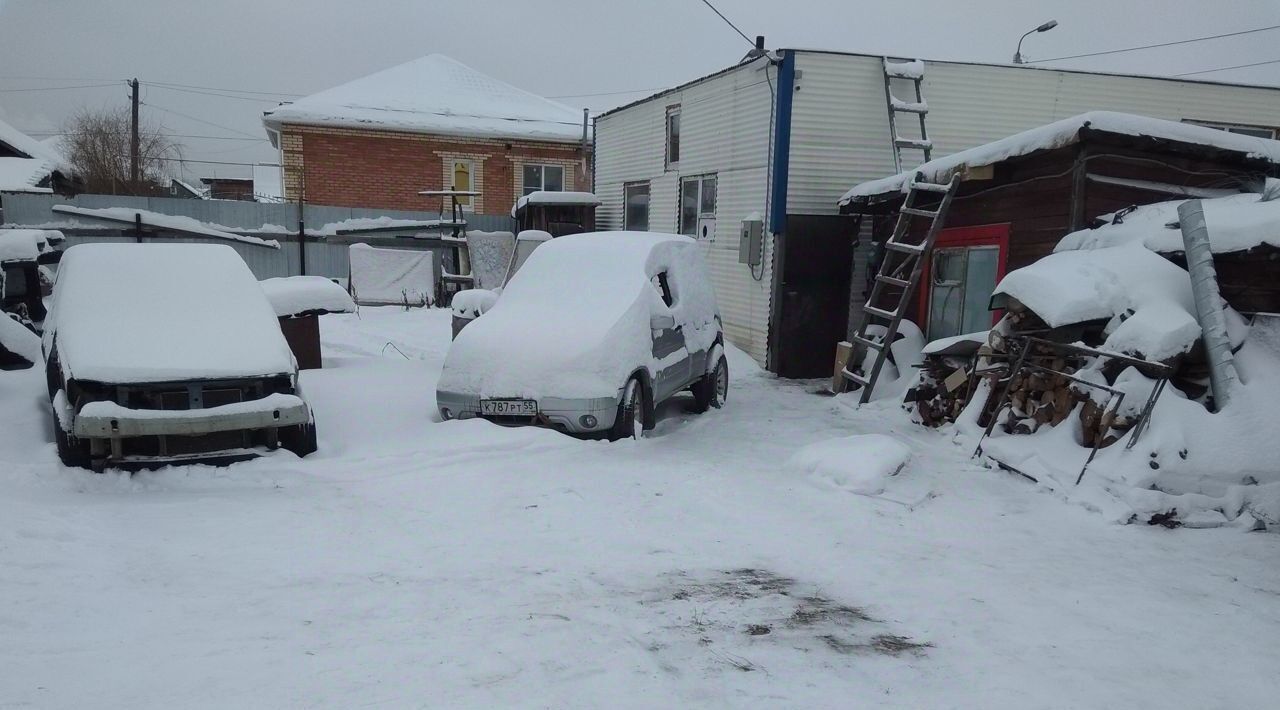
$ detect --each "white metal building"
[593,49,1280,376]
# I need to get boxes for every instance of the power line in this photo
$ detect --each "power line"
[695,0,755,47]
[140,100,264,139]
[145,80,303,98]
[145,83,290,104]
[1174,58,1280,76]
[0,82,122,93]
[22,129,266,142]
[1029,24,1280,63]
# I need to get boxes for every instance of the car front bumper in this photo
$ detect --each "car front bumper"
[436,390,619,434]
[72,393,312,438]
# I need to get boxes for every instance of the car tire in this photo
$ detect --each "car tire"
[609,377,647,442]
[691,349,728,413]
[54,425,90,469]
[280,421,318,457]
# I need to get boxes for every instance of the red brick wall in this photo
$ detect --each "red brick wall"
[280,125,591,216]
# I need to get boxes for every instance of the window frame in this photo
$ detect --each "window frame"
[623,181,651,232]
[521,163,566,196]
[665,105,681,170]
[1182,119,1278,140]
[678,173,717,238]
[449,159,475,210]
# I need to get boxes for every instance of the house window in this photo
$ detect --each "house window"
[679,174,716,237]
[624,182,650,231]
[1183,119,1277,140]
[665,106,681,169]
[522,164,564,195]
[451,160,474,209]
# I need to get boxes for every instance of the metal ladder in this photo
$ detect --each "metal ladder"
[882,58,932,173]
[843,173,960,404]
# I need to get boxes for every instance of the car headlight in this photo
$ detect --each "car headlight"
[441,407,453,420]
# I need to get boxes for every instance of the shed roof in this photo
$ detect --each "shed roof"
[262,54,584,144]
[838,112,1280,207]
[0,116,61,193]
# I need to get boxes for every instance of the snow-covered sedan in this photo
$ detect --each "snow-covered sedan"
[436,231,727,440]
[43,243,317,470]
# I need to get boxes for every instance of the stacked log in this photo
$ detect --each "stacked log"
[909,354,974,427]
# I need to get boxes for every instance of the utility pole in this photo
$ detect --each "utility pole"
[129,78,140,189]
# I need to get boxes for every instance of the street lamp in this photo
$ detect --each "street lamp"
[1013,20,1059,64]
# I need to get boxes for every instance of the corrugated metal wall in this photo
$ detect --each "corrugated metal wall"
[1,192,515,282]
[595,60,777,365]
[786,52,1280,216]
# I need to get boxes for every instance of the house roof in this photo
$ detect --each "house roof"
[0,116,61,193]
[838,111,1280,206]
[262,54,585,144]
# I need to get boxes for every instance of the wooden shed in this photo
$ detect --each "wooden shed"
[839,113,1280,343]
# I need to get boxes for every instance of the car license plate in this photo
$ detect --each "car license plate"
[480,399,538,416]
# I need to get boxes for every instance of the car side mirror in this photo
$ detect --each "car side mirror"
[650,313,676,331]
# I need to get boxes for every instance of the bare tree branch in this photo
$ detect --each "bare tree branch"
[62,107,184,195]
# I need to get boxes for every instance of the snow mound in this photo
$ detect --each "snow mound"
[0,314,41,366]
[790,434,911,496]
[450,289,498,319]
[0,229,58,263]
[993,242,1199,360]
[1056,189,1280,255]
[260,276,355,318]
[262,54,584,143]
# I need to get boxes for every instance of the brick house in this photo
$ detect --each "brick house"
[262,54,590,216]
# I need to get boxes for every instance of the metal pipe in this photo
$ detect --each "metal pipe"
[1178,199,1240,409]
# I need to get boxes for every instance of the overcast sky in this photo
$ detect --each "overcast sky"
[2,0,1277,181]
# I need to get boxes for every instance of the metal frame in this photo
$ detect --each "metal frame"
[972,336,1173,485]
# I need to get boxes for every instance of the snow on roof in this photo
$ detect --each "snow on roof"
[839,111,1280,206]
[1056,189,1280,255]
[50,205,281,248]
[262,54,585,143]
[46,243,297,383]
[993,241,1201,360]
[0,116,61,193]
[0,229,60,263]
[511,191,600,217]
[260,276,355,318]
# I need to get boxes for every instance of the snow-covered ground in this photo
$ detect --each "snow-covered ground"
[1,307,1277,708]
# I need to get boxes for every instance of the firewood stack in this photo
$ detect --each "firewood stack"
[909,356,972,427]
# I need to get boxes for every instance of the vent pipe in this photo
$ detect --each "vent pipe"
[1178,199,1240,409]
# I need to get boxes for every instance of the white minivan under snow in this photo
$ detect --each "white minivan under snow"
[436,231,727,440]
[43,243,317,470]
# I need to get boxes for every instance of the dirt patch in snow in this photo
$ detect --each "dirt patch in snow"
[644,568,929,671]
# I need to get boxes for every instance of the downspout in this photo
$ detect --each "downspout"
[764,50,796,373]
[1178,199,1240,409]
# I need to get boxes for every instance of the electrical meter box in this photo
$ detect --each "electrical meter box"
[739,216,763,266]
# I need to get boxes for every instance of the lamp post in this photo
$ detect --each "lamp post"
[1013,20,1059,64]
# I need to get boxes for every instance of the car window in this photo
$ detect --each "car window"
[651,272,674,308]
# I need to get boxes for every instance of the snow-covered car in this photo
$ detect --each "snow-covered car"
[43,243,317,470]
[436,231,727,440]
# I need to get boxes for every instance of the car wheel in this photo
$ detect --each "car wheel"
[609,378,647,442]
[280,421,318,457]
[54,425,90,469]
[691,349,728,413]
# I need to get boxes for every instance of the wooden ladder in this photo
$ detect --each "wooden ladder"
[882,58,932,173]
[843,173,960,404]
